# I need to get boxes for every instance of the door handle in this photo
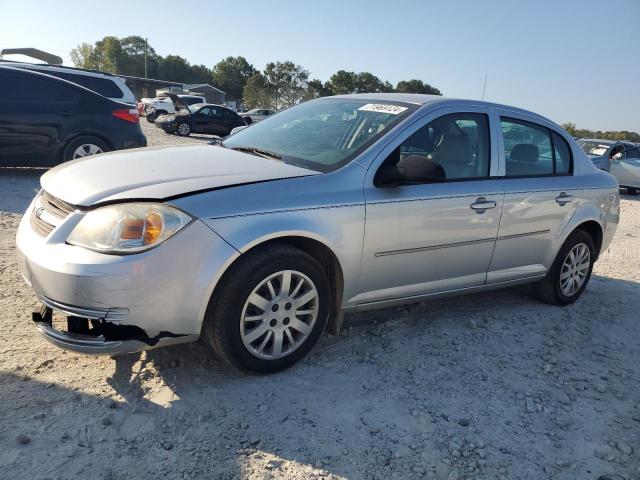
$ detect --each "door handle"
[57,111,75,117]
[470,197,497,213]
[555,192,573,205]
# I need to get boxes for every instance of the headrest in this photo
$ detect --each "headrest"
[511,144,539,163]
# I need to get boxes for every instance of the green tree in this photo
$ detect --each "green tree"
[119,36,160,78]
[158,55,193,82]
[395,79,442,95]
[188,64,213,84]
[263,61,309,109]
[327,70,357,95]
[302,78,331,100]
[354,72,386,93]
[212,56,257,101]
[243,73,273,109]
[70,42,99,70]
[92,36,123,73]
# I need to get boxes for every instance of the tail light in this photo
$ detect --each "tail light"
[112,108,140,123]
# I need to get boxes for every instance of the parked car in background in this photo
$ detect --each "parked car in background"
[0,66,146,167]
[141,94,206,122]
[17,94,619,373]
[240,108,275,124]
[577,138,640,194]
[155,100,246,137]
[0,61,137,104]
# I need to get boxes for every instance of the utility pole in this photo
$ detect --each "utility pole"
[144,37,148,78]
[481,73,487,100]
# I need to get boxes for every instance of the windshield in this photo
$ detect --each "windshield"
[578,140,613,156]
[222,98,417,172]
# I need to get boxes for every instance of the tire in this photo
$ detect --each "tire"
[535,229,596,306]
[203,244,331,374]
[62,136,110,162]
[176,122,191,137]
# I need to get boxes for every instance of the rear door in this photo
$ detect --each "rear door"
[487,112,581,283]
[0,68,79,167]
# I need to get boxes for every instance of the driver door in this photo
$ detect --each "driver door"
[355,107,504,307]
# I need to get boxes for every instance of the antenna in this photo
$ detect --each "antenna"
[481,74,487,100]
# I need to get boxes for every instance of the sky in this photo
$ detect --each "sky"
[1,0,638,132]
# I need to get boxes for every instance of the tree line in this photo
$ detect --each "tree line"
[561,123,640,143]
[70,36,442,109]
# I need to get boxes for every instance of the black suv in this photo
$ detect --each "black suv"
[0,66,147,167]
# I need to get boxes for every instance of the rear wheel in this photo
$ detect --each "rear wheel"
[203,244,330,373]
[63,136,109,162]
[535,229,595,306]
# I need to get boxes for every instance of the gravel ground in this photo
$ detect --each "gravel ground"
[1,124,639,480]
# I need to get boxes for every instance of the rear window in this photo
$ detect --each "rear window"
[181,96,204,105]
[45,71,123,98]
[0,69,78,103]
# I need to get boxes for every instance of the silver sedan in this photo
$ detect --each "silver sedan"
[17,94,620,373]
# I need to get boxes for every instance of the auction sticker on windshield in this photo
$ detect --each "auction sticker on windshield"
[358,104,408,115]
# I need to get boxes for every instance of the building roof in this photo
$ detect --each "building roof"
[184,83,226,94]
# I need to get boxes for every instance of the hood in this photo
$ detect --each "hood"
[41,145,319,207]
[164,92,189,111]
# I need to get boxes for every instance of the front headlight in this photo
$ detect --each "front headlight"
[67,203,193,254]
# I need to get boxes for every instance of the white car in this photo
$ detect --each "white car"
[0,61,137,104]
[240,108,275,124]
[142,94,206,122]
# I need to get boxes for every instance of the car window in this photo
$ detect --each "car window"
[552,132,572,174]
[182,97,204,106]
[501,118,554,176]
[624,145,639,159]
[197,107,211,116]
[0,69,78,103]
[45,71,123,98]
[392,112,490,181]
[222,99,417,173]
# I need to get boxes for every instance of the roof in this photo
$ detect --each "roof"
[330,93,560,127]
[580,138,636,145]
[184,83,226,94]
[332,92,442,105]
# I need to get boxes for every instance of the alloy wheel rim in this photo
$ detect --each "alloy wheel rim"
[240,270,319,360]
[73,144,103,159]
[178,123,190,135]
[560,243,590,297]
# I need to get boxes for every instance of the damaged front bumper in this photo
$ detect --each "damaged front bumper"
[16,194,240,355]
[32,298,196,355]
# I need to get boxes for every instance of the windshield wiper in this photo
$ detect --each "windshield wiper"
[227,145,282,160]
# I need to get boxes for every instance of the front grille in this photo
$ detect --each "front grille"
[30,191,75,237]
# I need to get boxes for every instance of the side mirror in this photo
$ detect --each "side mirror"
[375,165,404,186]
[375,156,446,187]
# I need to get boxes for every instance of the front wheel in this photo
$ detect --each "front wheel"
[203,244,330,373]
[535,229,595,306]
[176,122,191,136]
